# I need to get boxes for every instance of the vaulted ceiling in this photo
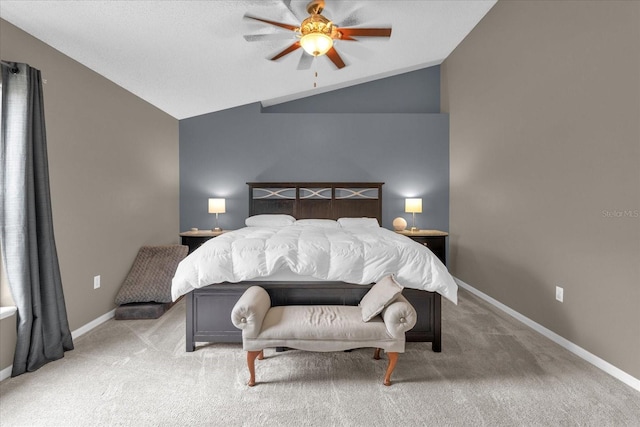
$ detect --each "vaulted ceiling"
[0,0,496,119]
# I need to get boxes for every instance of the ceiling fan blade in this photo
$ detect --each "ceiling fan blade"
[281,0,304,21]
[244,33,296,42]
[337,6,365,27]
[333,39,373,60]
[244,14,298,32]
[326,47,346,69]
[297,52,315,70]
[339,28,392,39]
[271,42,302,61]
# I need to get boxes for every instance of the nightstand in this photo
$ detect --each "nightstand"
[395,229,448,266]
[179,230,229,254]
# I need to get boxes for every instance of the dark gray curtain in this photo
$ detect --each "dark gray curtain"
[1,61,73,377]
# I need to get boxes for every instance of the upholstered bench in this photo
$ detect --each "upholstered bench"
[231,277,417,387]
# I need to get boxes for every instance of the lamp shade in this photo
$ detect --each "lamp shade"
[300,32,333,57]
[405,198,422,214]
[208,198,226,214]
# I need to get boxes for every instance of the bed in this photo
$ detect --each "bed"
[172,182,457,353]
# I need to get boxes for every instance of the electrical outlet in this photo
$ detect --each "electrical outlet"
[555,285,564,302]
[93,275,101,290]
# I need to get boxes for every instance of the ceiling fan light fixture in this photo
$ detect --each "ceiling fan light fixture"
[298,13,336,57]
[244,0,391,69]
[300,32,333,56]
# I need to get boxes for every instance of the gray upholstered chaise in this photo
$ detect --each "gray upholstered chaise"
[231,284,417,386]
[114,245,188,319]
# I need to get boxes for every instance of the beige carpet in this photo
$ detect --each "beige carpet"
[1,289,639,426]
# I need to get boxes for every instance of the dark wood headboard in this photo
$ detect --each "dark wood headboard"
[247,182,384,224]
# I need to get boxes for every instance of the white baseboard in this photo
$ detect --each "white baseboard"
[0,365,12,382]
[71,308,116,340]
[454,277,640,392]
[0,308,116,382]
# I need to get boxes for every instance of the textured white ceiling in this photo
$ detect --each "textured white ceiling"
[0,0,496,119]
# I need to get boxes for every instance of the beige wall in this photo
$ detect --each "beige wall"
[442,1,639,379]
[0,312,16,371]
[0,258,14,370]
[0,19,180,373]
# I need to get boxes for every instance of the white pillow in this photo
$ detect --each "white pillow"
[359,275,404,322]
[245,214,296,227]
[294,219,340,228]
[337,217,380,228]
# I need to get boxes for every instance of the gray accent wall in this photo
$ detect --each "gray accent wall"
[179,67,449,232]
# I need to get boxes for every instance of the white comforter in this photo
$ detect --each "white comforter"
[171,225,458,303]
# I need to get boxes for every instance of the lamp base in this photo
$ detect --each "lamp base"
[212,227,222,232]
[410,227,420,233]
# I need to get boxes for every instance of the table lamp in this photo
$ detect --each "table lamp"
[208,198,226,231]
[405,198,422,232]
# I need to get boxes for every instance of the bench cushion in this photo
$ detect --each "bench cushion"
[243,305,405,353]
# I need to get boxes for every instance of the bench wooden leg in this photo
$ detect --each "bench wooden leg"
[383,352,398,386]
[247,350,262,387]
[373,348,382,360]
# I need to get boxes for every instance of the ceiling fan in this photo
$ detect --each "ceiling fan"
[244,0,392,70]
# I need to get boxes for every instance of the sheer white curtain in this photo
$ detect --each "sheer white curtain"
[1,61,73,377]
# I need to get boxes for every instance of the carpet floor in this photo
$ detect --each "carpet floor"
[1,288,639,426]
